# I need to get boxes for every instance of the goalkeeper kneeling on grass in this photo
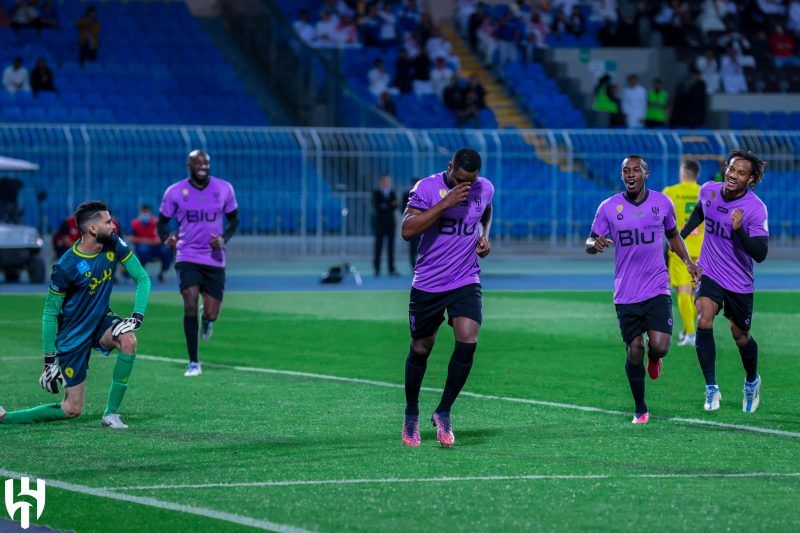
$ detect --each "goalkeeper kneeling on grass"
[0,200,150,430]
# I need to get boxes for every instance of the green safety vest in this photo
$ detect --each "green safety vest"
[592,84,618,114]
[645,89,668,123]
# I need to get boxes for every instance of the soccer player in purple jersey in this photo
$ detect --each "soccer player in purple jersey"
[680,151,769,414]
[400,147,494,447]
[157,150,239,377]
[586,155,700,424]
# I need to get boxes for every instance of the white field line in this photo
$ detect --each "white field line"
[3,353,800,439]
[0,469,312,533]
[137,354,800,439]
[105,472,800,492]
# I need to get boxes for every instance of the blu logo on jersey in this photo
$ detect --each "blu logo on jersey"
[185,209,218,223]
[618,229,656,247]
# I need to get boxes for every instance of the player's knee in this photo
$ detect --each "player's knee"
[119,333,137,355]
[697,314,714,329]
[650,339,670,357]
[411,339,433,356]
[730,325,750,345]
[203,309,219,321]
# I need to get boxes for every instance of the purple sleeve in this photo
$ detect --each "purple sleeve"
[590,202,610,236]
[664,197,677,233]
[746,203,769,237]
[406,182,430,211]
[224,182,238,214]
[159,186,177,218]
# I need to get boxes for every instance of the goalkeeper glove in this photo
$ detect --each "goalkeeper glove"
[111,312,144,338]
[39,354,65,394]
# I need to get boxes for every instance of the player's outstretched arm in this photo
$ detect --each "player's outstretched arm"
[401,182,470,240]
[680,203,705,239]
[121,253,151,317]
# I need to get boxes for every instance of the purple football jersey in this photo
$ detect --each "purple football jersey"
[591,190,677,304]
[407,172,494,292]
[159,177,238,268]
[697,181,768,293]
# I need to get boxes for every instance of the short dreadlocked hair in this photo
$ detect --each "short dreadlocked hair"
[726,150,766,186]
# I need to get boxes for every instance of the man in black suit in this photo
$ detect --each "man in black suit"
[373,174,398,276]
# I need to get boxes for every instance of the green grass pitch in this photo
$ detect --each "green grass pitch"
[1,290,799,531]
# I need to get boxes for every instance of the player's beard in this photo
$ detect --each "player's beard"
[191,171,210,186]
[96,232,116,248]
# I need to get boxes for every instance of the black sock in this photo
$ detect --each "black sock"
[405,346,429,416]
[695,327,717,386]
[183,315,199,363]
[435,341,477,414]
[738,336,759,382]
[625,359,647,415]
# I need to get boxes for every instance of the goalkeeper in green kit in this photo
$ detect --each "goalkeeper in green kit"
[0,201,151,429]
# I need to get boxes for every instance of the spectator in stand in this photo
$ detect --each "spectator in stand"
[39,0,58,28]
[10,0,40,30]
[359,4,381,46]
[332,13,359,47]
[699,0,725,33]
[314,10,339,46]
[30,58,55,95]
[591,0,618,24]
[553,0,577,17]
[757,0,785,16]
[551,9,569,37]
[466,74,486,108]
[76,5,100,66]
[376,91,396,116]
[0,5,9,28]
[399,0,421,34]
[427,28,458,71]
[598,17,619,46]
[394,49,415,93]
[293,9,316,46]
[567,5,585,36]
[495,13,520,65]
[3,57,31,93]
[130,205,172,283]
[770,25,800,68]
[790,1,800,36]
[461,88,481,128]
[695,49,720,94]
[430,56,455,99]
[412,49,433,95]
[477,11,497,65]
[718,29,754,66]
[467,2,486,50]
[377,2,397,48]
[523,11,549,61]
[621,74,646,129]
[443,73,467,115]
[616,14,640,46]
[720,47,748,93]
[685,69,707,127]
[368,59,392,97]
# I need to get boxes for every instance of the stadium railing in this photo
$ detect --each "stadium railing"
[1,125,798,255]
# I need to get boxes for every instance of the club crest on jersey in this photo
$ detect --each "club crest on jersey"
[616,204,624,220]
[76,260,90,275]
[439,189,447,199]
[106,252,115,262]
[651,206,660,218]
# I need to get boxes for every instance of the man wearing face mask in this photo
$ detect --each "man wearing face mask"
[0,200,151,430]
[586,155,700,424]
[157,150,239,377]
[130,204,173,283]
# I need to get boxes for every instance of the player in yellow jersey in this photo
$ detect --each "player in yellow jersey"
[663,159,703,346]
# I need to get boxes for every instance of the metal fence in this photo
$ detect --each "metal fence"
[1,125,798,255]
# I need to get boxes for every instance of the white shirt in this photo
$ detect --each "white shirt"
[621,84,647,128]
[591,0,618,23]
[3,65,30,93]
[720,54,748,94]
[429,66,454,98]
[789,1,800,33]
[368,67,390,96]
[293,20,315,45]
[378,9,397,40]
[315,16,339,43]
[695,55,721,94]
